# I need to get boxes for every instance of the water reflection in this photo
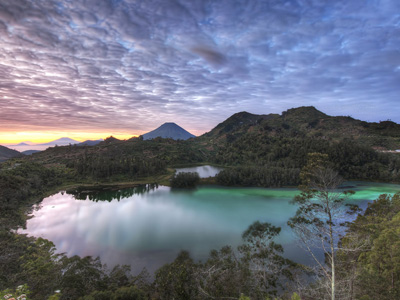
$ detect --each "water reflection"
[68,184,159,202]
[19,181,400,275]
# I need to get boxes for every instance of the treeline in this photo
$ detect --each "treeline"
[0,162,298,299]
[170,172,200,188]
[216,166,300,187]
[19,127,400,186]
[67,154,167,180]
[2,160,400,299]
[293,192,400,300]
[0,233,150,300]
[335,193,400,300]
[52,138,208,181]
[0,161,69,230]
[211,136,400,185]
[39,135,400,187]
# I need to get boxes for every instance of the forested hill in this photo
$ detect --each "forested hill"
[1,107,399,300]
[201,106,400,150]
[4,106,400,186]
[202,111,279,139]
[197,106,400,186]
[2,109,400,300]
[0,145,22,162]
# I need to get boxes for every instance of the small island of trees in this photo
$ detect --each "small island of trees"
[170,171,200,188]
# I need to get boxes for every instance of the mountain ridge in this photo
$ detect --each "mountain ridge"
[0,145,22,162]
[200,106,400,149]
[77,139,103,146]
[8,105,399,185]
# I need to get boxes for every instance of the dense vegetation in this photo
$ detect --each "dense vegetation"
[214,138,400,187]
[32,137,206,179]
[1,106,400,299]
[335,193,400,300]
[0,221,299,300]
[8,106,398,188]
[2,182,399,299]
[0,145,22,162]
[216,165,300,187]
[0,161,297,299]
[0,161,72,230]
[204,107,400,187]
[170,172,200,188]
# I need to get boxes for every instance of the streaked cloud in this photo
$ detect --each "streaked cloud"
[0,0,399,142]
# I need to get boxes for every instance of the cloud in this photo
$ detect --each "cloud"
[190,46,226,65]
[0,0,399,139]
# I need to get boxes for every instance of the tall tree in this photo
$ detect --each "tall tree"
[337,193,400,300]
[288,153,357,300]
[238,221,295,298]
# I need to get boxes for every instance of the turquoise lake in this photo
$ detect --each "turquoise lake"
[19,168,400,274]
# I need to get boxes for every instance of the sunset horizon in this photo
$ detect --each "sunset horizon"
[1,0,399,146]
[0,123,206,145]
[1,105,399,145]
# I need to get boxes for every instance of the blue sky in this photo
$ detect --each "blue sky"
[0,0,399,141]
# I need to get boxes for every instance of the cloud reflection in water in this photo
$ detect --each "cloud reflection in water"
[20,181,400,274]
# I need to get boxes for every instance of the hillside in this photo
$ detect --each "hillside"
[195,106,400,186]
[1,108,399,300]
[143,122,195,140]
[0,145,22,162]
[200,106,400,150]
[77,139,103,146]
[4,106,400,186]
[21,150,41,155]
[20,135,206,181]
[202,111,279,140]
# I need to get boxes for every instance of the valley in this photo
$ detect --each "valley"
[1,106,400,300]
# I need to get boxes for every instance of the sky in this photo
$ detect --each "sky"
[1,0,400,144]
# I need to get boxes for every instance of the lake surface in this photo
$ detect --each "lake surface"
[19,177,400,274]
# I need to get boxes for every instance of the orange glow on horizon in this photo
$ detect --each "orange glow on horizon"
[0,131,139,145]
[0,127,207,145]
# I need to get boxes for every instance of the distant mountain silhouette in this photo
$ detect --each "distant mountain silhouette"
[101,136,122,144]
[15,142,30,146]
[38,137,80,146]
[0,145,22,162]
[10,138,100,149]
[143,123,196,140]
[77,139,103,146]
[22,150,41,155]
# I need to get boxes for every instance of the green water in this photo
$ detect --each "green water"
[20,181,400,274]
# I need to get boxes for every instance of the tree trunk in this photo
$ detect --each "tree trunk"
[331,256,335,300]
[329,212,335,300]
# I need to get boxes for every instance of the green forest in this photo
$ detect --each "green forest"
[1,155,399,299]
[1,107,400,299]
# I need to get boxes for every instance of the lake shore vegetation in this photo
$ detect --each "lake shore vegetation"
[1,107,400,299]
